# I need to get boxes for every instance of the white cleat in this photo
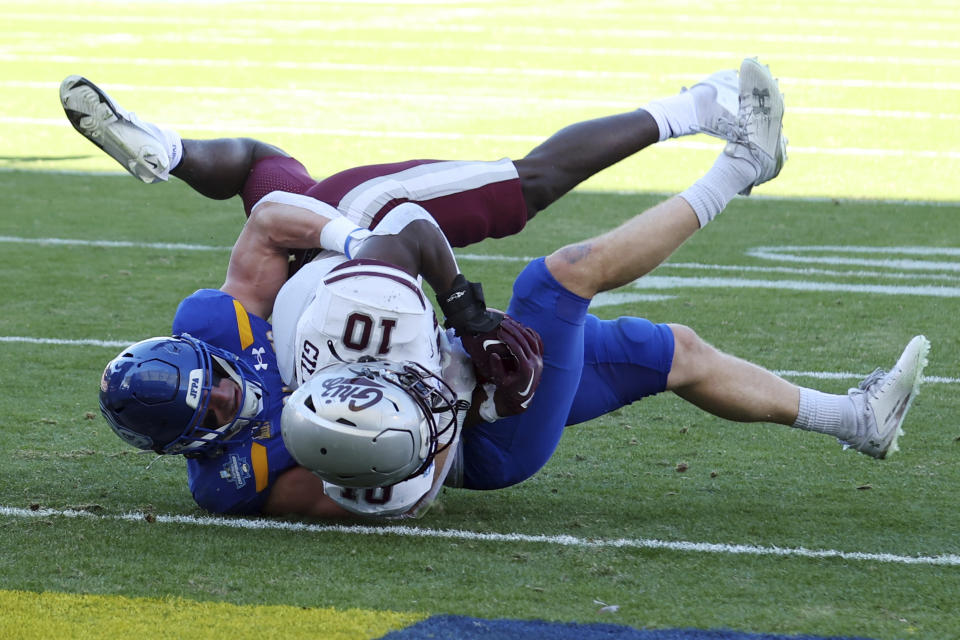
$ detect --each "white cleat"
[724,57,787,195]
[688,69,741,141]
[60,75,170,183]
[843,335,930,459]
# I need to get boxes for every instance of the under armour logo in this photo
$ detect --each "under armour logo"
[251,347,268,371]
[752,88,771,115]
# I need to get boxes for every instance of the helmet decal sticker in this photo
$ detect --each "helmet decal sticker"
[318,376,385,411]
[185,369,203,409]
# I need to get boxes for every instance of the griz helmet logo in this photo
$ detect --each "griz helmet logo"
[317,376,386,412]
[280,358,461,488]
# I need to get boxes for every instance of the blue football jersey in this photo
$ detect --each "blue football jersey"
[172,289,295,514]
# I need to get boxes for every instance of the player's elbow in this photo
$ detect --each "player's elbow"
[247,202,321,249]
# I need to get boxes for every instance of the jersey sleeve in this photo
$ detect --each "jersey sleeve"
[174,288,299,514]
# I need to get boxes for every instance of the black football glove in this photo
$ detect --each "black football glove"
[437,274,502,336]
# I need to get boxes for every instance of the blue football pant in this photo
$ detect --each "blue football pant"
[461,258,675,490]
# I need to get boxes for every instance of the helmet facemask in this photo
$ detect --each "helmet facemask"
[99,335,267,457]
[167,343,266,455]
[361,359,460,477]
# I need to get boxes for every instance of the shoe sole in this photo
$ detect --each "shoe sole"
[60,75,122,146]
[60,76,167,183]
[739,57,786,181]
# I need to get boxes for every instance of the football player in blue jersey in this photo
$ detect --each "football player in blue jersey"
[67,59,928,520]
[66,60,759,516]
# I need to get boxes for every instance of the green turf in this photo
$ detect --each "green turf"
[2,1,960,639]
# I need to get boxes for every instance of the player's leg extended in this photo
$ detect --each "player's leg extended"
[565,318,928,460]
[665,328,929,459]
[60,76,286,199]
[665,325,801,424]
[515,66,743,217]
[543,59,787,299]
[563,320,798,426]
[562,321,797,430]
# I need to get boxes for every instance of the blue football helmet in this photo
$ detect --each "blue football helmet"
[99,335,266,456]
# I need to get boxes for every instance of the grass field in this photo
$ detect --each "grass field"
[2,1,960,639]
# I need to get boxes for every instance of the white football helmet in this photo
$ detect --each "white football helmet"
[281,358,461,487]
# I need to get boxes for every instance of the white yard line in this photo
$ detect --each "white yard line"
[0,235,230,251]
[6,54,960,90]
[5,335,958,382]
[5,237,960,380]
[6,9,960,33]
[632,275,960,297]
[1,505,957,567]
[0,336,133,348]
[6,336,956,383]
[7,80,960,120]
[8,36,960,67]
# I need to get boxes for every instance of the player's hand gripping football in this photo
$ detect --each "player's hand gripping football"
[462,314,544,421]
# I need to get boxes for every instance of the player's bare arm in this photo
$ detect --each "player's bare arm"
[262,466,354,518]
[221,197,341,319]
[353,218,461,294]
[351,206,528,392]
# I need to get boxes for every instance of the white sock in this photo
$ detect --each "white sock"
[792,388,858,440]
[161,127,184,173]
[132,117,183,178]
[642,84,716,141]
[678,151,760,227]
